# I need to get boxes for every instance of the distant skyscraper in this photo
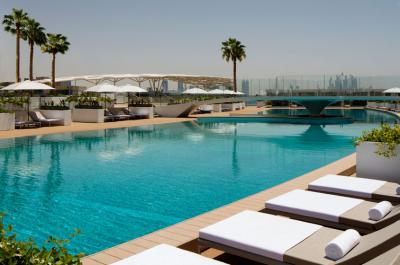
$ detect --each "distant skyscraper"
[177,81,184,92]
[241,79,250,95]
[161,80,168,92]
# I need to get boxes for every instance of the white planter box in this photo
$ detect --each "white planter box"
[40,110,71,125]
[0,113,15,131]
[72,108,104,123]
[129,106,154,119]
[356,142,400,182]
[213,104,222,112]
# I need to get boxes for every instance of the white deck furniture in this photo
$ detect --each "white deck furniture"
[200,210,321,261]
[111,244,226,265]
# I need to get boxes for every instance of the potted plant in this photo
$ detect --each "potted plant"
[128,97,154,118]
[0,105,15,131]
[67,94,110,123]
[354,123,400,182]
[40,99,72,125]
[0,97,28,131]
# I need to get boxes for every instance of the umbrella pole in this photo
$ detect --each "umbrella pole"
[27,91,32,122]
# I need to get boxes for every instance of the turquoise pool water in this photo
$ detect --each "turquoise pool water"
[0,109,398,255]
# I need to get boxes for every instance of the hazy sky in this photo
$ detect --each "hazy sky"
[1,0,400,82]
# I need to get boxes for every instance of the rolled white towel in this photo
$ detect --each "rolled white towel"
[369,201,393,221]
[325,229,361,260]
[396,186,400,195]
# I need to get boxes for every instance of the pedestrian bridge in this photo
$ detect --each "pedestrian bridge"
[253,96,400,116]
[155,96,400,117]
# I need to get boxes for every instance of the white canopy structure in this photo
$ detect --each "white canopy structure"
[118,84,147,93]
[383,87,400,94]
[1,80,54,91]
[85,83,119,93]
[183,88,208,95]
[37,74,232,90]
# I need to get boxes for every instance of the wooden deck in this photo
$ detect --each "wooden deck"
[82,153,356,265]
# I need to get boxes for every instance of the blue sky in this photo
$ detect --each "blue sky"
[1,0,400,81]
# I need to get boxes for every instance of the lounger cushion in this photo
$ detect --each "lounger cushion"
[34,111,47,120]
[309,175,387,198]
[265,189,363,222]
[199,210,321,261]
[111,244,226,265]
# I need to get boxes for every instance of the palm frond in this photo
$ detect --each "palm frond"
[221,37,247,63]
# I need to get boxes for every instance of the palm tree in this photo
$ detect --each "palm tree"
[41,33,70,88]
[2,8,29,82]
[221,38,246,92]
[21,18,47,81]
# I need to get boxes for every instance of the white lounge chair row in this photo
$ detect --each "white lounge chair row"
[109,174,400,265]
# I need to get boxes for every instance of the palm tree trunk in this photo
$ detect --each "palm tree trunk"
[233,60,237,92]
[51,53,56,88]
[16,28,20,82]
[29,41,34,81]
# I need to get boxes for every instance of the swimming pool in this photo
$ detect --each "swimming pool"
[0,109,398,255]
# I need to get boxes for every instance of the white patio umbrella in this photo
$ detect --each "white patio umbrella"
[85,83,120,108]
[85,83,119,93]
[1,80,55,92]
[221,89,236,95]
[182,87,208,95]
[234,91,245,95]
[383,87,400,94]
[208,89,225,95]
[118,84,148,105]
[383,87,400,110]
[118,84,147,93]
[1,80,54,121]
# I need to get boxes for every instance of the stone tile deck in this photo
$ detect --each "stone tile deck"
[82,153,356,265]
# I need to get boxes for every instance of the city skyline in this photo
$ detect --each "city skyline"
[2,0,400,82]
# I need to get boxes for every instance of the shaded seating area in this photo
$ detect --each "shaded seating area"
[104,108,133,122]
[108,108,131,120]
[29,111,63,126]
[14,120,41,129]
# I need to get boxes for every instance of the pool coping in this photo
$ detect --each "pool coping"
[81,153,356,265]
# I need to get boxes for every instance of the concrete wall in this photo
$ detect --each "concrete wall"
[72,108,104,123]
[128,106,154,119]
[356,142,400,182]
[0,113,15,131]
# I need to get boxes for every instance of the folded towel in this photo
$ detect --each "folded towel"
[369,201,393,221]
[397,186,400,195]
[325,229,360,260]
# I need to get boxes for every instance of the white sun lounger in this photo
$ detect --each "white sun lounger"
[200,210,322,262]
[198,210,400,265]
[264,190,400,233]
[111,244,227,265]
[308,174,400,203]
